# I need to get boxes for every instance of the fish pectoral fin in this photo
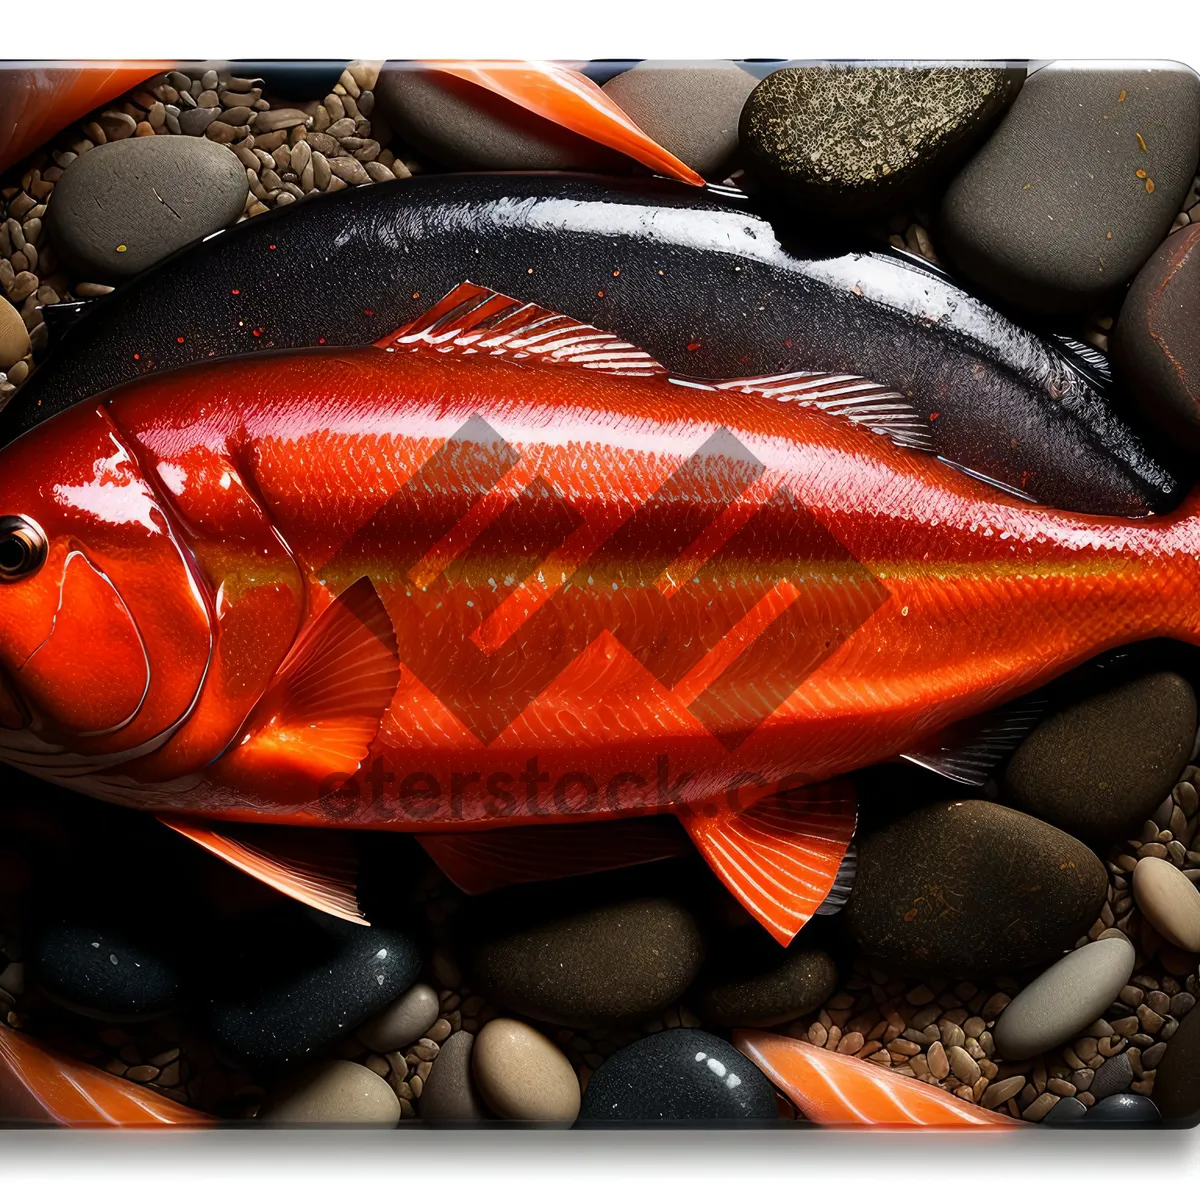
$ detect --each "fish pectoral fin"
[899,694,1049,787]
[416,816,693,895]
[692,371,935,453]
[676,779,857,946]
[157,814,368,925]
[0,1024,212,1127]
[374,281,670,378]
[218,576,400,790]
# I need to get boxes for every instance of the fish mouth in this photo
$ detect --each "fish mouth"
[0,665,29,730]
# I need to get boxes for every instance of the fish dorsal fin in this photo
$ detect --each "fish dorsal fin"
[158,815,367,925]
[899,695,1049,787]
[375,282,669,378]
[216,576,400,790]
[691,371,935,453]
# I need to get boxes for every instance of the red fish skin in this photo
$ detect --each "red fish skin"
[0,344,1196,831]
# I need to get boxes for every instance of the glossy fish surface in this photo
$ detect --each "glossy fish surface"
[5,173,1177,516]
[0,285,1197,946]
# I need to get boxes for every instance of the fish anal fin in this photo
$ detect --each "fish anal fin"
[374,282,669,378]
[900,695,1049,787]
[677,780,857,946]
[733,1031,1019,1127]
[218,576,399,790]
[693,371,935,453]
[0,1024,213,1127]
[417,816,692,895]
[158,814,367,925]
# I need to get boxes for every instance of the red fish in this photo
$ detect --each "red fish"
[733,1031,1019,1127]
[0,1025,212,1126]
[0,282,1197,945]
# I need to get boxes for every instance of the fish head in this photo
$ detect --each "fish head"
[0,401,212,771]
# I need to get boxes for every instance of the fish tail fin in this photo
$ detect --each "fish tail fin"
[676,779,856,946]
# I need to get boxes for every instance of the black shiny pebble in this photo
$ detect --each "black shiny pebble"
[205,906,421,1067]
[1042,1096,1088,1124]
[30,916,181,1022]
[1086,1093,1161,1124]
[577,1029,778,1124]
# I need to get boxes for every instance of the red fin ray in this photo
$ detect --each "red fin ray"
[677,781,856,945]
[375,281,668,378]
[216,576,399,789]
[158,815,367,925]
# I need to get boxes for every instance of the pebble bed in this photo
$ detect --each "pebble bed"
[1,61,1199,1127]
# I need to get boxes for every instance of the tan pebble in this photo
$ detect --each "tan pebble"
[981,1076,1025,1109]
[836,1031,864,1055]
[907,1053,928,1075]
[808,1022,827,1047]
[981,993,1011,1020]
[927,1041,950,1080]
[947,1044,980,1084]
[157,1061,181,1088]
[972,1075,989,1101]
[472,1018,579,1123]
[1138,1004,1166,1035]
[1131,1078,1155,1096]
[1022,1092,1059,1122]
[364,1054,389,1077]
[260,1060,400,1126]
[1075,1037,1099,1060]
[125,1064,159,1083]
[825,1027,841,1052]
[887,1038,921,1057]
[962,1016,986,1039]
[1046,1077,1076,1096]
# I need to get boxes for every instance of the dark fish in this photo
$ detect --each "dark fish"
[7,172,1177,515]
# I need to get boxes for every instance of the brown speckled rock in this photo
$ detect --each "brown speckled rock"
[1003,672,1196,844]
[846,800,1107,976]
[740,65,1023,217]
[694,937,837,1028]
[467,894,704,1028]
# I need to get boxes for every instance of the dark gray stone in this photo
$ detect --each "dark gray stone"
[739,65,1024,217]
[1087,1092,1161,1123]
[375,68,626,173]
[846,800,1108,977]
[178,107,220,137]
[577,1030,777,1124]
[30,915,180,1022]
[1003,672,1197,845]
[206,906,421,1067]
[467,894,704,1029]
[49,135,248,281]
[940,63,1200,314]
[1089,1051,1135,1101]
[1112,225,1200,450]
[602,61,757,179]
[1043,1095,1088,1123]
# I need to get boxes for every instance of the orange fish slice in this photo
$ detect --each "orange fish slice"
[0,1024,213,1126]
[423,60,705,186]
[734,1031,1020,1128]
[0,63,170,176]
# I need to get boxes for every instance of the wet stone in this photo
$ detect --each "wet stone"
[1089,1050,1135,1100]
[357,982,440,1054]
[259,1060,400,1126]
[420,1031,487,1123]
[471,1018,580,1124]
[1087,1092,1162,1123]
[577,1029,777,1124]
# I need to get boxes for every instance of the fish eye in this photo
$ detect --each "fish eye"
[0,516,47,583]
